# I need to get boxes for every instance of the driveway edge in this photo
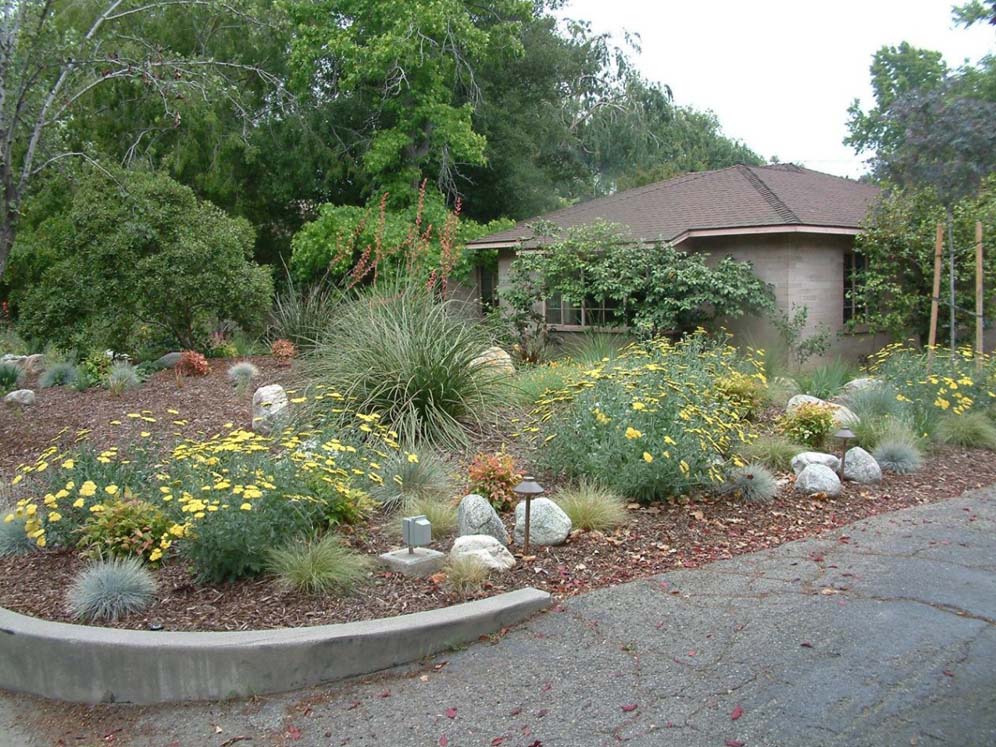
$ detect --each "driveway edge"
[0,587,551,704]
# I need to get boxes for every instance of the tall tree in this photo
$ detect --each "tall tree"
[0,0,282,279]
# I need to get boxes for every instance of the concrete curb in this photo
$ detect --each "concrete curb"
[0,587,551,704]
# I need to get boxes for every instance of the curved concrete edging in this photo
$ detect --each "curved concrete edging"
[0,587,551,705]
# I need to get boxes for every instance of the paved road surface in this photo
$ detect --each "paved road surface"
[2,488,995,746]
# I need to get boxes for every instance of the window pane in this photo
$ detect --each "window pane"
[545,293,562,324]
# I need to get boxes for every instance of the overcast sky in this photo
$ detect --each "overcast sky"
[558,0,995,179]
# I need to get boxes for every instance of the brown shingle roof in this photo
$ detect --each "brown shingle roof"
[467,164,880,247]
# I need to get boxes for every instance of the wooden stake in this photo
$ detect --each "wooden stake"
[927,223,943,364]
[977,221,984,370]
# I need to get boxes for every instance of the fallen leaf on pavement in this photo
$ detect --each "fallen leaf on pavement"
[731,705,744,721]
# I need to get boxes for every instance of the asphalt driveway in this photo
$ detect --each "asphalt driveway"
[2,487,995,747]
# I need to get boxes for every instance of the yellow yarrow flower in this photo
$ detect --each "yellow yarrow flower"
[625,426,642,440]
[642,452,654,463]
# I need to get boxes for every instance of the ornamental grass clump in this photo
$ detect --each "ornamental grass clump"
[266,534,372,595]
[552,479,627,531]
[444,554,490,598]
[0,506,34,557]
[873,439,923,474]
[795,358,858,400]
[67,557,156,623]
[0,361,23,392]
[39,362,79,388]
[934,411,996,450]
[227,360,259,395]
[737,434,805,472]
[370,448,454,510]
[725,462,778,504]
[107,361,140,395]
[308,284,508,447]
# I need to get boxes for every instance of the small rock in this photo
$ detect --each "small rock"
[470,346,515,375]
[450,535,516,571]
[21,354,45,375]
[843,446,882,484]
[154,352,182,369]
[795,464,842,496]
[457,494,509,544]
[252,384,289,434]
[4,389,35,406]
[791,451,841,475]
[843,377,879,393]
[513,497,572,546]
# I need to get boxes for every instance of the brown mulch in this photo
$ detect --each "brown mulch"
[1,445,993,632]
[0,356,296,479]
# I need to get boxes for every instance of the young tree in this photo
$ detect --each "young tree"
[0,0,283,279]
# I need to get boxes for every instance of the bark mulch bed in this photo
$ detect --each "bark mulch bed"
[1,446,993,632]
[0,356,295,479]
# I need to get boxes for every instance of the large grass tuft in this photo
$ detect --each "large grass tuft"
[443,554,490,597]
[552,480,628,531]
[873,439,923,474]
[0,505,35,557]
[725,462,779,504]
[738,434,806,472]
[40,362,79,388]
[266,534,372,595]
[308,284,508,447]
[67,557,157,622]
[0,361,23,393]
[370,448,455,510]
[934,411,996,450]
[795,358,859,400]
[267,272,342,349]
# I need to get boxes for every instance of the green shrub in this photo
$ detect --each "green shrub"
[39,362,79,388]
[725,462,778,504]
[552,480,627,531]
[538,334,765,502]
[873,439,923,474]
[934,411,996,450]
[0,508,35,557]
[107,362,141,395]
[0,326,29,355]
[777,402,836,448]
[266,534,372,595]
[14,169,273,352]
[513,364,573,406]
[795,358,859,400]
[467,452,522,511]
[444,554,490,597]
[0,362,23,392]
[78,498,173,564]
[852,413,922,451]
[80,351,112,384]
[67,557,156,623]
[183,493,326,583]
[370,448,454,510]
[227,361,260,395]
[308,284,508,446]
[714,371,768,419]
[737,434,805,472]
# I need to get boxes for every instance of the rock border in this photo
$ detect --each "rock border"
[0,588,551,705]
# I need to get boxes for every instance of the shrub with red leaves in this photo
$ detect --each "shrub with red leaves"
[467,452,522,512]
[177,350,209,377]
[271,338,297,361]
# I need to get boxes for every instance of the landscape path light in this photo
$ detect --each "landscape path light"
[834,427,855,477]
[513,476,544,554]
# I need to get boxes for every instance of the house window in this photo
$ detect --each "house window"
[843,250,867,323]
[544,293,620,327]
[479,266,498,312]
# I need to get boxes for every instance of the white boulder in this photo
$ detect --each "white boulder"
[457,494,509,544]
[450,534,516,571]
[791,451,841,475]
[843,377,879,394]
[843,446,882,484]
[471,346,515,375]
[252,384,289,434]
[513,497,572,546]
[795,464,842,497]
[4,389,35,406]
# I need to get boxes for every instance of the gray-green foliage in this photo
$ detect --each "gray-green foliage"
[266,534,372,595]
[0,362,23,392]
[308,284,508,447]
[0,507,35,557]
[552,480,628,531]
[107,362,140,395]
[39,362,79,388]
[227,361,260,394]
[14,169,273,352]
[370,448,455,510]
[845,384,917,449]
[726,462,779,504]
[934,411,996,450]
[738,435,806,472]
[67,557,157,623]
[873,439,923,474]
[795,359,859,400]
[267,274,342,348]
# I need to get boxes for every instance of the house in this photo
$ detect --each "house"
[467,163,889,358]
